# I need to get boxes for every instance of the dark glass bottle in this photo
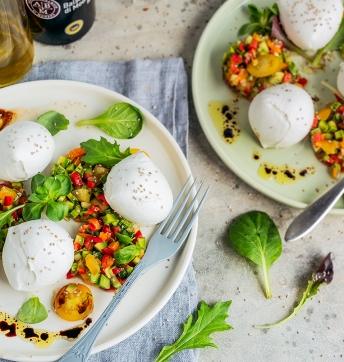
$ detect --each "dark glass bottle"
[24,0,95,45]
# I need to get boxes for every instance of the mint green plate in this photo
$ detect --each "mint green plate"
[192,0,344,213]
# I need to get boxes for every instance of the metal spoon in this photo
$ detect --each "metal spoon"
[285,177,344,242]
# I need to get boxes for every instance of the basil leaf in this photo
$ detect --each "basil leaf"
[115,232,134,245]
[46,202,69,222]
[76,103,144,139]
[36,110,70,136]
[113,245,142,265]
[22,203,46,221]
[255,253,333,329]
[80,137,131,168]
[31,174,46,193]
[43,176,62,200]
[155,301,232,362]
[0,205,25,229]
[228,211,282,299]
[17,296,48,324]
[55,174,72,196]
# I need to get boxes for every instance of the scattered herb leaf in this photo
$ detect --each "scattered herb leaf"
[0,205,25,229]
[254,253,333,329]
[23,174,72,222]
[228,211,282,299]
[80,137,131,168]
[17,296,48,324]
[155,301,232,362]
[76,102,144,139]
[36,110,70,136]
[313,18,344,68]
[238,3,278,37]
[113,244,144,264]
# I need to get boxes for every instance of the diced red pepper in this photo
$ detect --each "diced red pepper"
[4,196,13,206]
[112,267,123,275]
[86,205,101,214]
[113,226,120,233]
[102,225,113,233]
[312,132,322,143]
[102,255,114,269]
[84,172,91,180]
[337,105,344,114]
[11,211,18,220]
[330,154,341,164]
[134,230,143,239]
[248,39,258,50]
[312,117,319,129]
[298,77,308,86]
[96,194,108,205]
[84,237,95,251]
[243,88,251,95]
[282,72,292,83]
[88,218,102,231]
[74,242,82,251]
[231,53,242,64]
[66,270,75,279]
[86,180,96,189]
[77,266,86,274]
[70,172,84,187]
[117,276,126,284]
[102,247,115,255]
[238,42,245,51]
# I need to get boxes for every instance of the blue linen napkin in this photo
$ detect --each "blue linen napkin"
[2,58,198,362]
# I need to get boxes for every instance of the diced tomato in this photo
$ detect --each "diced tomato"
[312,132,322,143]
[316,152,325,159]
[84,172,91,180]
[238,42,245,51]
[70,172,84,187]
[113,226,120,233]
[102,248,115,255]
[337,105,344,114]
[11,211,18,220]
[77,266,86,274]
[282,72,292,83]
[243,88,251,95]
[112,267,123,275]
[134,230,143,239]
[108,241,120,252]
[99,231,110,241]
[86,205,101,214]
[96,194,108,205]
[84,237,95,251]
[231,54,242,64]
[312,117,319,129]
[298,77,308,86]
[88,218,102,231]
[86,180,96,189]
[74,242,82,251]
[102,225,113,233]
[102,255,114,269]
[330,154,341,164]
[248,39,258,50]
[66,270,75,279]
[4,196,13,206]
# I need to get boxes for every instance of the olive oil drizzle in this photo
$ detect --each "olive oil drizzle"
[0,311,92,349]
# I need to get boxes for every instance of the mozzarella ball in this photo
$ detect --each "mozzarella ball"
[2,219,74,292]
[0,121,55,182]
[104,151,173,226]
[278,0,343,52]
[248,84,314,148]
[337,62,344,97]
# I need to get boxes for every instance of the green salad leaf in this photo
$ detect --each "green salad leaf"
[76,102,144,139]
[23,174,72,222]
[313,18,344,67]
[113,244,143,264]
[36,110,70,136]
[238,3,278,37]
[255,253,333,329]
[80,137,131,168]
[0,205,25,229]
[228,211,282,299]
[17,296,48,324]
[155,301,232,362]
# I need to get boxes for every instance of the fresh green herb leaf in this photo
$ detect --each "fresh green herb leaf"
[0,205,25,229]
[115,232,134,245]
[155,301,232,362]
[238,3,278,36]
[31,174,46,193]
[254,253,333,329]
[228,211,282,299]
[28,193,49,203]
[76,102,144,139]
[313,18,344,67]
[113,244,143,264]
[36,110,70,136]
[46,202,69,222]
[22,202,46,220]
[17,296,48,324]
[55,174,73,196]
[80,137,131,168]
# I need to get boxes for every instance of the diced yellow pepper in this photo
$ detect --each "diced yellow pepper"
[85,254,100,276]
[316,140,340,154]
[316,108,332,121]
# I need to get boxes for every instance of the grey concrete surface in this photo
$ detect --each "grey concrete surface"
[31,1,344,361]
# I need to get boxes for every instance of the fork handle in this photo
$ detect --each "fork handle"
[58,261,148,362]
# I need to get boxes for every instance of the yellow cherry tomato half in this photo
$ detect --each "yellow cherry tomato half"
[54,283,94,321]
[247,54,283,78]
[130,148,150,157]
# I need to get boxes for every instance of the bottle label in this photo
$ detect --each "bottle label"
[65,20,84,35]
[25,0,61,19]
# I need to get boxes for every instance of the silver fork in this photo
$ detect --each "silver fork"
[58,176,210,362]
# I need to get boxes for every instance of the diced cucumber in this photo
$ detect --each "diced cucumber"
[104,267,113,279]
[244,35,253,45]
[72,189,90,203]
[57,196,66,202]
[67,193,78,203]
[66,200,74,211]
[53,163,67,175]
[3,205,13,211]
[94,242,107,252]
[328,121,337,133]
[74,251,82,261]
[75,235,84,245]
[311,128,321,135]
[74,164,84,176]
[92,251,103,260]
[71,262,78,273]
[257,40,269,54]
[324,133,333,140]
[136,237,146,249]
[89,273,100,284]
[11,182,23,188]
[335,130,344,139]
[133,256,141,265]
[119,218,133,229]
[125,265,134,275]
[322,154,330,162]
[102,213,119,226]
[110,275,122,289]
[334,113,342,123]
[268,71,284,85]
[66,163,75,173]
[57,156,71,168]
[81,202,92,209]
[99,174,108,184]
[331,102,342,112]
[318,120,328,132]
[99,274,111,289]
[82,250,91,258]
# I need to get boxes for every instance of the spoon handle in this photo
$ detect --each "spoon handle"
[285,178,344,242]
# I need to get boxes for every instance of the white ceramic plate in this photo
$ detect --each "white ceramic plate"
[0,80,196,361]
[192,0,344,213]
